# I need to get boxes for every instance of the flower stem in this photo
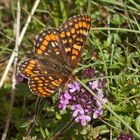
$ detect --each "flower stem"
[48,118,75,140]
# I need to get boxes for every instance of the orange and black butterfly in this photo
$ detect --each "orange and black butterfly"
[18,14,91,97]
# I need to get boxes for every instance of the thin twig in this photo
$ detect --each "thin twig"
[48,118,75,140]
[0,0,41,88]
[1,1,20,140]
[0,56,10,64]
[24,97,42,137]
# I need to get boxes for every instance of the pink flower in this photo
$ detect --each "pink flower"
[89,80,99,90]
[58,91,71,110]
[68,81,80,93]
[71,104,84,117]
[83,68,95,78]
[16,72,24,82]
[75,114,91,126]
[93,107,103,119]
[58,70,108,126]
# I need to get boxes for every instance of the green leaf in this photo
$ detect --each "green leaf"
[135,115,140,133]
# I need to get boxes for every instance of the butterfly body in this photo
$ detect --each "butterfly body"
[18,14,91,97]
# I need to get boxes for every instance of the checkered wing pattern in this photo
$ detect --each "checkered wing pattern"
[59,14,91,68]
[34,29,66,66]
[18,58,40,78]
[18,14,91,97]
[28,74,68,97]
[18,58,68,97]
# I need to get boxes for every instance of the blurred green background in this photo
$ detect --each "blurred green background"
[1,0,140,139]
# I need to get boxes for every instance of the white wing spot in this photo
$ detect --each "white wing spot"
[51,42,56,48]
[44,52,48,55]
[42,33,46,36]
[36,43,40,47]
[39,37,43,41]
[55,42,58,46]
[83,30,88,35]
[56,51,60,55]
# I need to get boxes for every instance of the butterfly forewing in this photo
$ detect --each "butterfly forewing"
[34,29,66,66]
[59,14,91,68]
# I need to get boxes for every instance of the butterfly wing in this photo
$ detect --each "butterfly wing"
[28,74,68,97]
[18,15,91,97]
[18,58,68,97]
[34,29,67,66]
[18,28,71,97]
[59,14,91,69]
[18,58,41,78]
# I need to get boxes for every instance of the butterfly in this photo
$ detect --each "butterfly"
[18,14,91,97]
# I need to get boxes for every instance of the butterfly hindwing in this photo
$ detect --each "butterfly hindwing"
[59,14,91,68]
[28,74,68,97]
[18,58,69,97]
[18,58,41,78]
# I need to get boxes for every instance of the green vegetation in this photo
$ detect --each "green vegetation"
[0,0,140,139]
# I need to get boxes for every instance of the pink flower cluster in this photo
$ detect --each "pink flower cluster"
[58,69,108,126]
